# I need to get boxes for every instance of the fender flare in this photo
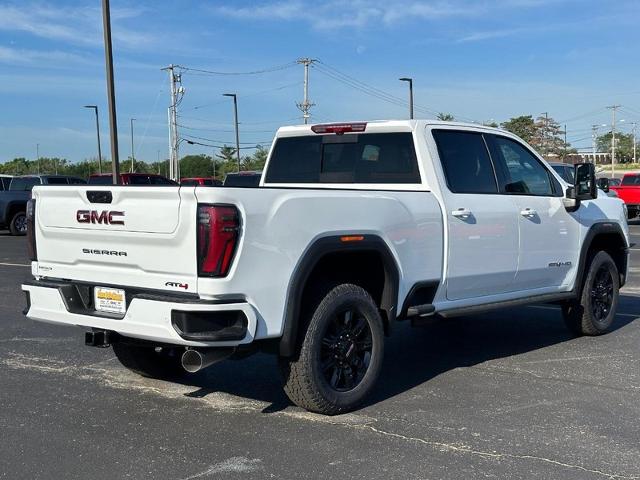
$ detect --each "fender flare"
[575,222,628,292]
[278,234,400,357]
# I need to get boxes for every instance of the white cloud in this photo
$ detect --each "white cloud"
[0,3,155,49]
[0,46,92,66]
[211,0,564,29]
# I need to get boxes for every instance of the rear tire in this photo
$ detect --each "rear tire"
[563,250,619,336]
[112,341,185,379]
[279,283,384,415]
[9,211,27,236]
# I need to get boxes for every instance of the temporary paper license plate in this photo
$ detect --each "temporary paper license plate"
[94,287,126,314]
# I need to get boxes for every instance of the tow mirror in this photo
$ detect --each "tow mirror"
[596,177,610,193]
[574,163,597,200]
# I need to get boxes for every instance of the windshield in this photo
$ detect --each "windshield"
[88,176,114,185]
[621,175,640,186]
[224,174,261,187]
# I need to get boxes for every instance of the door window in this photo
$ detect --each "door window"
[492,136,554,196]
[432,130,498,194]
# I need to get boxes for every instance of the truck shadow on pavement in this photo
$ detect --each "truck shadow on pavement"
[171,298,638,413]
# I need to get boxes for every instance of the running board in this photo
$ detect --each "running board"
[406,304,436,318]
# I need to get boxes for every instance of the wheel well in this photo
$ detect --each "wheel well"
[279,236,400,357]
[587,232,627,286]
[300,250,387,322]
[6,203,25,223]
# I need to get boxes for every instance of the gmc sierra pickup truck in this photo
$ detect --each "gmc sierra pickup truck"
[22,120,629,414]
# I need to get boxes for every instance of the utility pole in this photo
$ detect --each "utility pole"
[564,124,567,159]
[607,105,621,179]
[399,78,414,120]
[162,64,182,181]
[101,0,120,184]
[632,122,637,164]
[36,143,40,174]
[223,93,241,172]
[296,58,316,124]
[130,118,136,173]
[591,124,599,163]
[540,112,549,156]
[84,105,103,174]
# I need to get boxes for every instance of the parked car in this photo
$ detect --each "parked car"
[88,173,177,185]
[609,173,640,218]
[1,175,85,235]
[549,162,575,184]
[223,171,262,187]
[180,177,222,186]
[22,120,628,414]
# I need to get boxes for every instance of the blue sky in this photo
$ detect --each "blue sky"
[1,0,640,163]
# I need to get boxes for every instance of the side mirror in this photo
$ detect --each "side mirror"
[596,177,610,193]
[574,163,597,200]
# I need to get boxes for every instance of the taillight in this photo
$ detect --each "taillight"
[26,199,37,261]
[197,204,240,277]
[311,122,367,135]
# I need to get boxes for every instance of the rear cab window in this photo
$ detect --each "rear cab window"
[9,177,40,191]
[264,132,421,185]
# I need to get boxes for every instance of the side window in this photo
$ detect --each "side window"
[432,130,497,194]
[492,136,553,196]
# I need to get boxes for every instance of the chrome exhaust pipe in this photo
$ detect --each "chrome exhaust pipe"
[181,347,235,373]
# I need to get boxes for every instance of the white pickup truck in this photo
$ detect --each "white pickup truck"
[23,120,629,414]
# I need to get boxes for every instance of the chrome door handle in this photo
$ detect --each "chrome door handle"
[451,208,472,219]
[520,208,537,217]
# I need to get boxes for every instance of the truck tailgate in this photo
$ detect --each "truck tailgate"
[32,186,199,294]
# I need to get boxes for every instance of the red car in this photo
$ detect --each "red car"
[609,173,640,218]
[87,173,177,186]
[180,177,222,186]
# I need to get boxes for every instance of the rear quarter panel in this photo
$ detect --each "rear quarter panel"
[195,187,444,339]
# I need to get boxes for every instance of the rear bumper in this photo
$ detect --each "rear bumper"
[21,280,258,347]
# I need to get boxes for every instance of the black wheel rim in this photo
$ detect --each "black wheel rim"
[320,307,373,392]
[15,214,27,233]
[591,265,614,322]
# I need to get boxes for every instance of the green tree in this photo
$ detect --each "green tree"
[241,146,268,171]
[500,115,537,144]
[179,154,216,178]
[437,112,455,121]
[597,131,636,163]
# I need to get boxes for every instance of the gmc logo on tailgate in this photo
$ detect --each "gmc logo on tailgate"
[77,210,125,226]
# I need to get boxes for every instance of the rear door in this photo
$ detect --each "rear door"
[432,129,519,301]
[33,186,199,294]
[487,134,580,290]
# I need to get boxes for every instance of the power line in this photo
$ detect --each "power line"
[181,132,272,145]
[182,138,266,150]
[176,61,297,76]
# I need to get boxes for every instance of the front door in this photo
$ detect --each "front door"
[487,134,580,290]
[431,129,520,301]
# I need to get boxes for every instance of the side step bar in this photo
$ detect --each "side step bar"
[406,304,436,318]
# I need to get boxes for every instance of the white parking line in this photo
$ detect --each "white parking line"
[0,262,30,268]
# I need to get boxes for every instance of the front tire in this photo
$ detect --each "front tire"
[9,211,27,236]
[112,341,185,379]
[279,283,385,415]
[563,250,619,336]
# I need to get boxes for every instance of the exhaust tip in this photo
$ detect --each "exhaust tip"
[181,349,204,373]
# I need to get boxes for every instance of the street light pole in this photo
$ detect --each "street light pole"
[399,77,414,119]
[101,0,120,184]
[130,118,136,173]
[84,105,103,174]
[223,93,240,172]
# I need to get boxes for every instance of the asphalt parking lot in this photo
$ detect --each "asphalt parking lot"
[1,228,639,480]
